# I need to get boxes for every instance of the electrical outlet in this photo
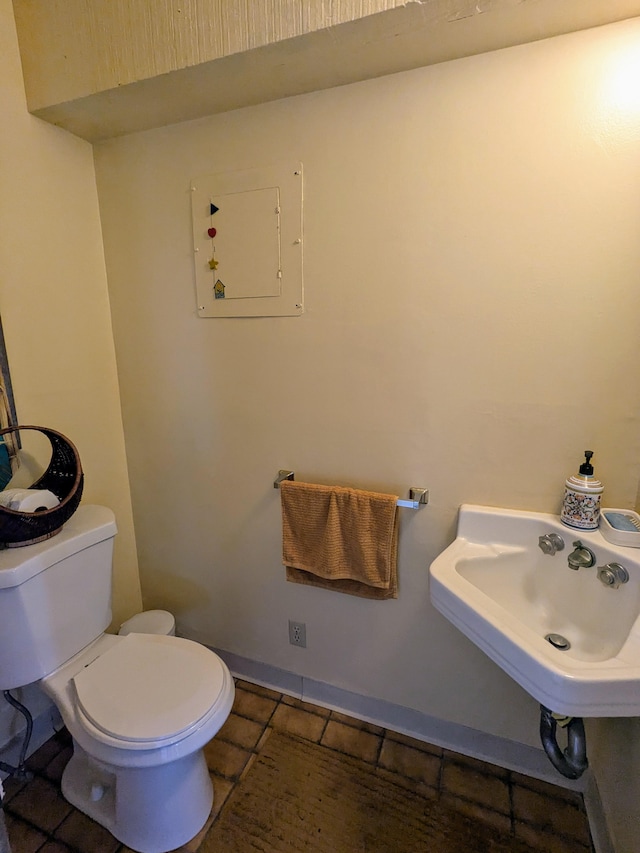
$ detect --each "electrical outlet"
[288,620,306,648]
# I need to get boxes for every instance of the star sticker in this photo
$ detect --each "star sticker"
[208,257,219,270]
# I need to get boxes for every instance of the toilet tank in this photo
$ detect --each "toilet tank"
[0,505,117,690]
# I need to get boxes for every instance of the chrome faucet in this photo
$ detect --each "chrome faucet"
[567,541,596,571]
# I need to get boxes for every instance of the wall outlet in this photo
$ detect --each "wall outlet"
[288,620,306,648]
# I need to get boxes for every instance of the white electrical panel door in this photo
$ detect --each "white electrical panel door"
[191,162,303,317]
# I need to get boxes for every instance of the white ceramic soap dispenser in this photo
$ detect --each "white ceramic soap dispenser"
[560,450,603,530]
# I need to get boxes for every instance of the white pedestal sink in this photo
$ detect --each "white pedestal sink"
[429,504,640,717]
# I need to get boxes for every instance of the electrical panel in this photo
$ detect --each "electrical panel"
[191,162,303,317]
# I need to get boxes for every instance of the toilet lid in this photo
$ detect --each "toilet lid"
[73,634,226,744]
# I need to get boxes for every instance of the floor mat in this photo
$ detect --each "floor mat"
[200,730,538,852]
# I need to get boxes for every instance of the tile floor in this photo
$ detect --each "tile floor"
[1,679,594,853]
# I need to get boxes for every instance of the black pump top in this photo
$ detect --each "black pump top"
[579,450,594,476]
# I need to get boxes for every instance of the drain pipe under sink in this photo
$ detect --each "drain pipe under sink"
[539,705,588,779]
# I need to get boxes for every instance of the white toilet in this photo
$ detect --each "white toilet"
[0,505,235,853]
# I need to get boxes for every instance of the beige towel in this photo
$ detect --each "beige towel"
[280,480,399,599]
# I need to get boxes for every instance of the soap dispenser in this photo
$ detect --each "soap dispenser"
[560,450,603,530]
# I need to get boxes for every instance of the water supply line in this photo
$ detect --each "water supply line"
[0,691,33,782]
[539,705,588,779]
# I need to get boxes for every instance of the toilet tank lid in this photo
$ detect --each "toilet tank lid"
[0,505,117,589]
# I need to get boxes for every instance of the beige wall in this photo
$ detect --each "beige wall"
[94,19,640,849]
[95,2,640,754]
[0,0,141,628]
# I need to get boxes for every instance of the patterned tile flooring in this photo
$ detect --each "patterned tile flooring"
[2,679,594,853]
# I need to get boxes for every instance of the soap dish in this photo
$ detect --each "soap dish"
[599,509,640,548]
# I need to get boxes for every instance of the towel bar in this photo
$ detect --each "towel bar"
[273,470,428,509]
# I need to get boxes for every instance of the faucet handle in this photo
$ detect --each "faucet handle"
[597,563,629,589]
[538,533,565,555]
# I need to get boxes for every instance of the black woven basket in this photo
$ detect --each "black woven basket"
[0,425,83,547]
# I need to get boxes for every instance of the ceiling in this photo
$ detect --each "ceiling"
[13,0,640,141]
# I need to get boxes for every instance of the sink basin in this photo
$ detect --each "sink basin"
[429,504,640,717]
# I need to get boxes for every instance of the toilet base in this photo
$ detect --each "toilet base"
[62,740,213,853]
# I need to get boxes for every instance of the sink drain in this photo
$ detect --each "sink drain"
[545,633,571,651]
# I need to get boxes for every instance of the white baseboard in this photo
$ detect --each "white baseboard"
[583,773,615,853]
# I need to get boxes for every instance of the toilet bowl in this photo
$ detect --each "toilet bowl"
[41,632,234,852]
[0,505,235,853]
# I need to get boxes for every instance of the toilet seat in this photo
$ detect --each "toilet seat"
[73,633,227,746]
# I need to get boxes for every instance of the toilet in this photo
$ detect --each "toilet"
[0,505,234,853]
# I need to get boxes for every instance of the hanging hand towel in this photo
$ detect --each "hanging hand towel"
[280,480,399,599]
